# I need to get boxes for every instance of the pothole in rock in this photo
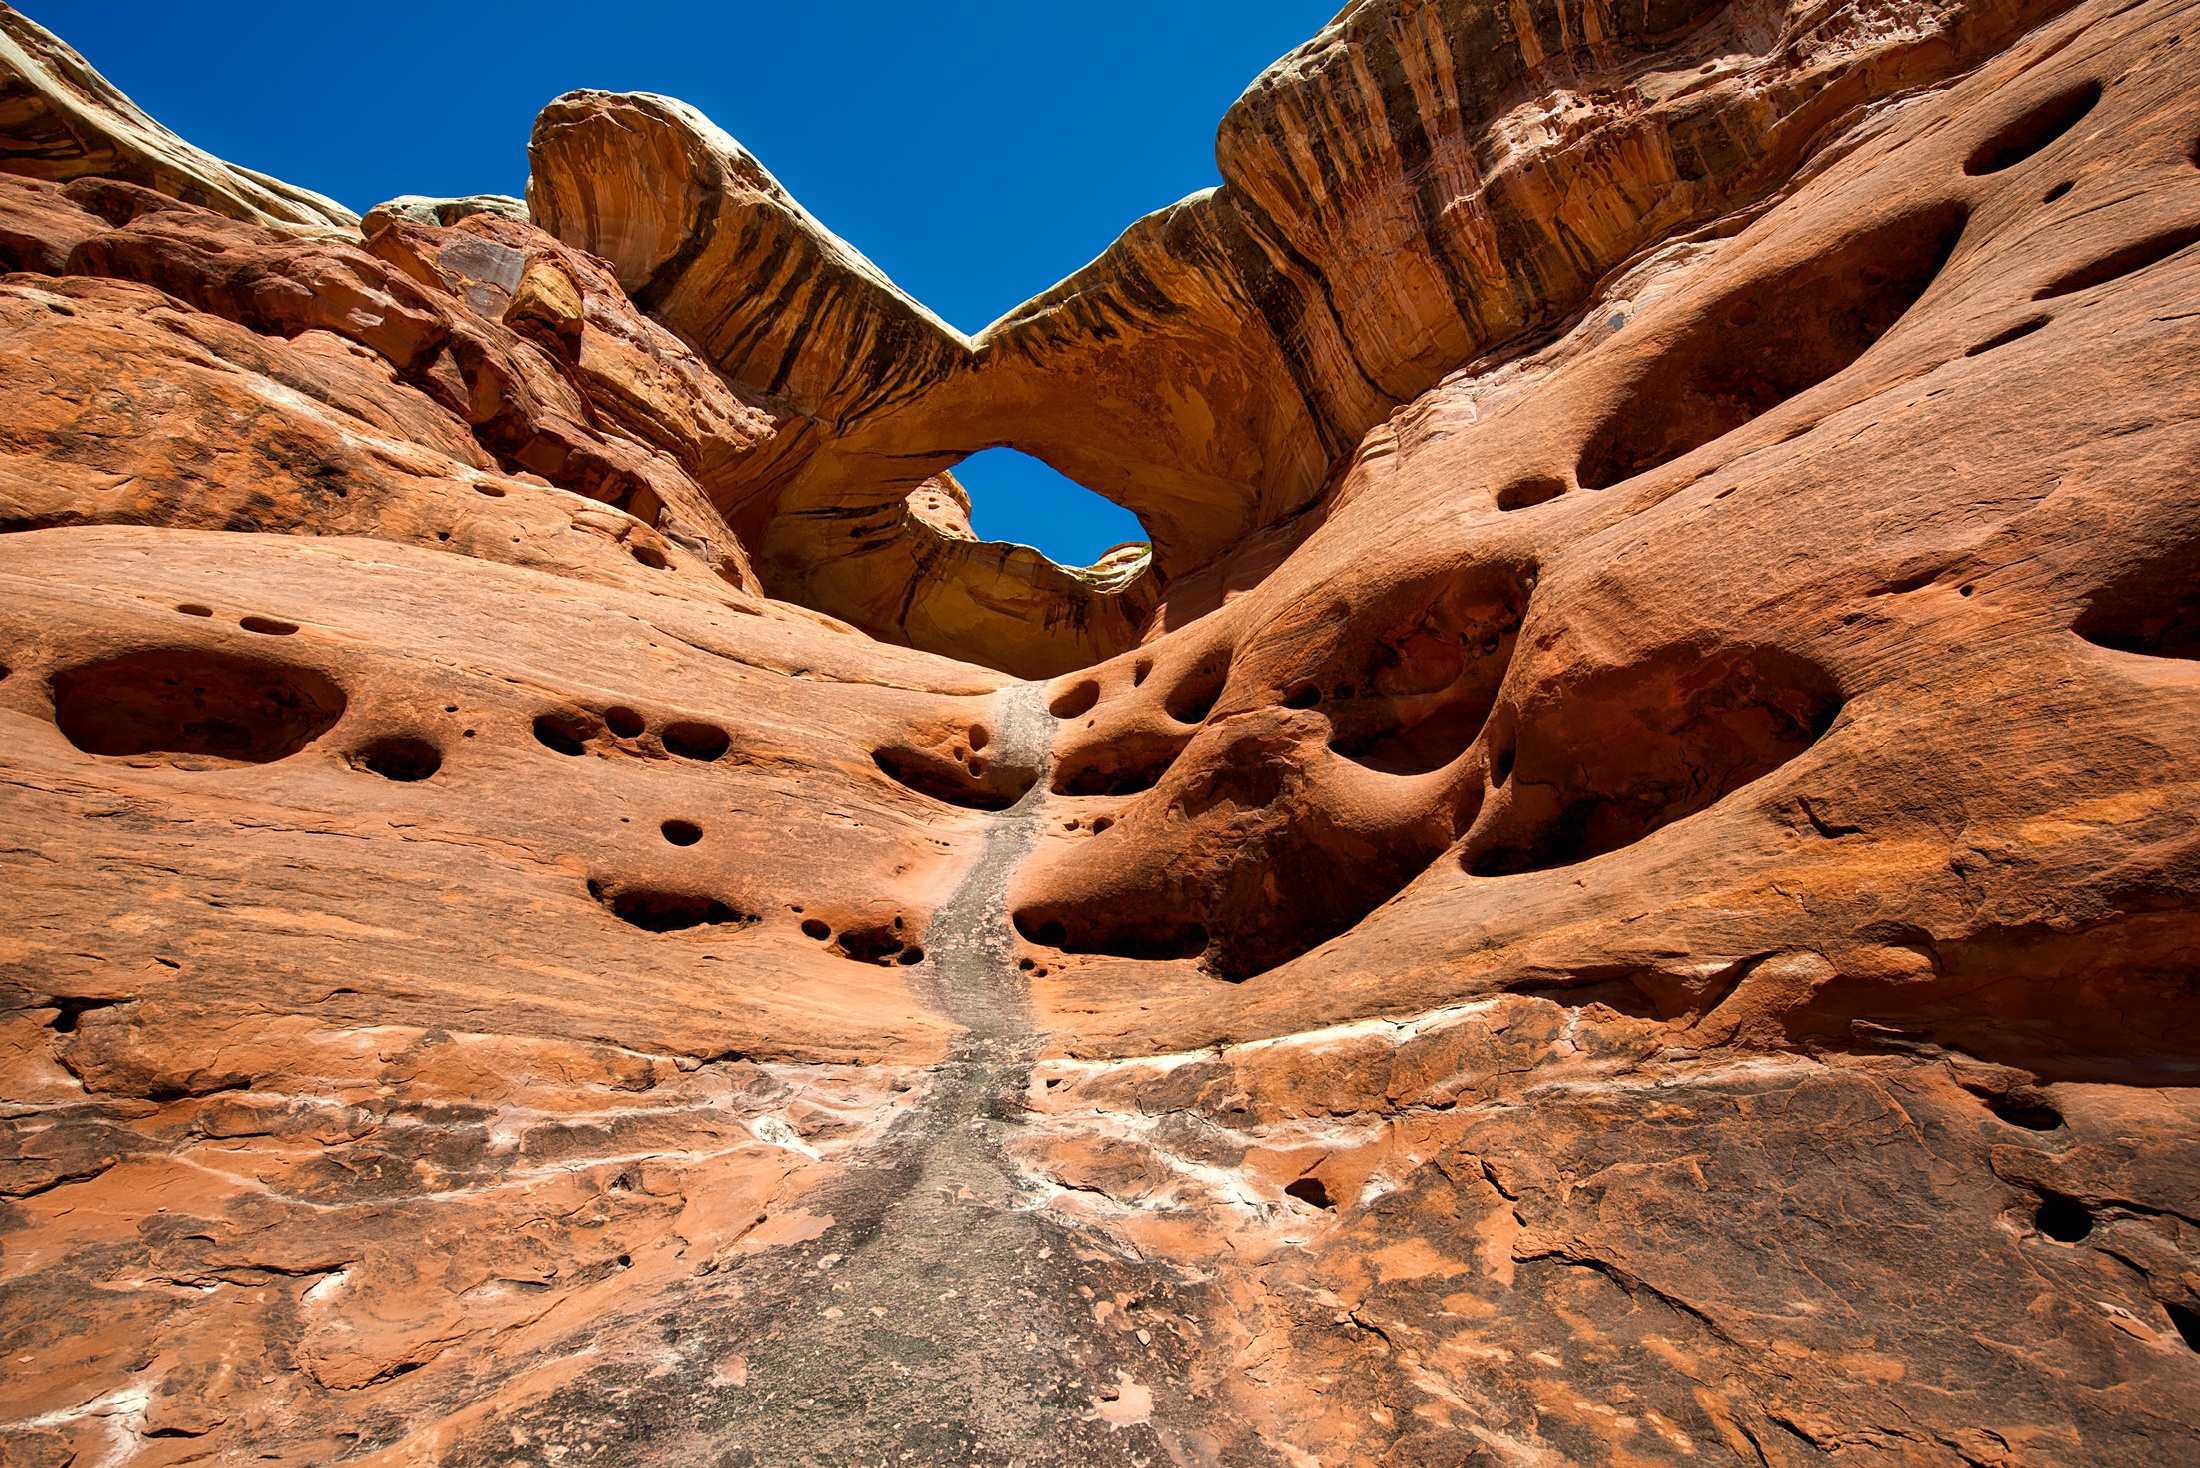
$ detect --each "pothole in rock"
[589,879,752,934]
[873,741,1035,810]
[1964,80,2100,176]
[1017,563,1537,982]
[799,914,925,965]
[348,736,443,782]
[1575,200,1968,491]
[51,648,346,764]
[2035,224,2200,301]
[2074,534,2200,660]
[1467,644,1845,876]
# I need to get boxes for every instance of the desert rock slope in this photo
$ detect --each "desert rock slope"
[3,0,2198,1462]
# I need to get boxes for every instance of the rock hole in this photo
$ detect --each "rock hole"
[1496,475,1567,511]
[349,736,442,782]
[1091,816,1114,834]
[240,616,299,636]
[2035,1194,2093,1243]
[2034,224,2200,300]
[1965,316,2049,357]
[1049,680,1101,719]
[1283,685,1322,710]
[1468,645,1843,875]
[475,482,507,497]
[967,724,989,751]
[1132,658,1152,687]
[1050,732,1185,797]
[604,706,646,739]
[2166,1302,2200,1352]
[533,710,597,756]
[1517,976,1664,1019]
[1964,1082,2063,1130]
[1164,655,1230,725]
[801,918,832,941]
[591,881,747,934]
[1284,1177,1334,1210]
[1575,202,1968,490]
[175,603,213,617]
[873,745,1035,809]
[51,649,346,763]
[2073,534,2200,660]
[631,543,671,570]
[833,923,917,966]
[661,819,703,846]
[1013,908,1206,963]
[1329,564,1530,777]
[1963,81,2101,175]
[663,721,731,761]
[48,996,123,1033]
[2041,180,2073,204]
[897,947,925,965]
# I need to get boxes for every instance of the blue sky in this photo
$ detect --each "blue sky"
[27,0,1339,566]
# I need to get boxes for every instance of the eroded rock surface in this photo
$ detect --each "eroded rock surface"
[4,0,2199,1464]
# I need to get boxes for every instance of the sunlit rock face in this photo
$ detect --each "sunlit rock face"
[4,0,2200,1463]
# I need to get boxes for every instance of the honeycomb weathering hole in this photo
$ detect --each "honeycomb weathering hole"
[1327,564,1531,777]
[1575,202,1968,491]
[2033,225,2200,301]
[872,745,1036,810]
[350,736,443,782]
[51,649,346,763]
[1163,654,1231,725]
[1051,732,1188,797]
[533,710,597,755]
[1048,680,1100,719]
[1496,475,1568,511]
[589,880,749,934]
[661,819,703,846]
[2074,535,2200,660]
[1963,81,2100,176]
[1468,644,1844,876]
[1013,909,1209,963]
[604,706,646,738]
[662,720,731,761]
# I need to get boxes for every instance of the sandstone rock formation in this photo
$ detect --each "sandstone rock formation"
[4,0,2199,1463]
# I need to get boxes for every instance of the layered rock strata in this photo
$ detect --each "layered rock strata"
[3,0,2200,1464]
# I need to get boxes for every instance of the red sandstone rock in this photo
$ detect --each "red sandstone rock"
[3,0,2199,1463]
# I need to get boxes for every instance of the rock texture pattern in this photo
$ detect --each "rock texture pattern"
[4,0,2200,1464]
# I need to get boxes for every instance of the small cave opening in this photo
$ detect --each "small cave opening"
[2034,225,2200,301]
[51,648,347,763]
[662,721,731,761]
[349,736,443,782]
[590,880,749,934]
[2034,1193,2093,1243]
[873,744,1036,810]
[1963,81,2101,176]
[1284,1176,1335,1210]
[1467,644,1844,876]
[948,447,1151,570]
[1575,201,1968,491]
[2073,537,2200,661]
[533,710,598,756]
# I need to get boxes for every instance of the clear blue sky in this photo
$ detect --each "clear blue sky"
[26,0,1339,567]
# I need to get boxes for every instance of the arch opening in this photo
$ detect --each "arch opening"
[950,447,1150,570]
